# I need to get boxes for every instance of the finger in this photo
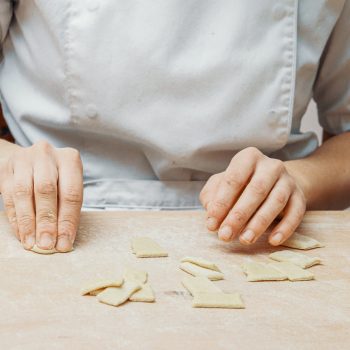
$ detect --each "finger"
[218,158,284,241]
[199,173,222,210]
[206,148,260,231]
[1,179,20,241]
[12,156,36,249]
[268,191,306,246]
[239,174,293,245]
[56,148,83,252]
[33,145,58,250]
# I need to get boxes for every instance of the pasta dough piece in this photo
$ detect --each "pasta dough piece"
[97,280,141,307]
[242,262,287,282]
[192,292,245,309]
[181,257,221,272]
[129,282,155,302]
[80,278,124,296]
[125,267,148,284]
[281,233,324,250]
[182,276,221,296]
[268,262,314,281]
[269,250,321,269]
[30,245,73,254]
[131,237,168,258]
[180,262,224,281]
[89,289,104,296]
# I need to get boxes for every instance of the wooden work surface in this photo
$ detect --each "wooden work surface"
[0,210,349,350]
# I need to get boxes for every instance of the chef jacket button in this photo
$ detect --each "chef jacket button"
[86,0,100,11]
[272,5,286,20]
[86,104,98,119]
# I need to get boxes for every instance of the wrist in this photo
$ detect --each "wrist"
[284,159,315,208]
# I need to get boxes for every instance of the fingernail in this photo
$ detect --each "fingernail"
[38,233,54,249]
[23,235,35,250]
[206,217,218,231]
[270,232,283,245]
[240,229,255,244]
[218,226,232,240]
[56,236,72,252]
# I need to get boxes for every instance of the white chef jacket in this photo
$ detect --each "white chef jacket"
[0,0,349,209]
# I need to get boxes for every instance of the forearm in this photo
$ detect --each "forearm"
[284,132,350,210]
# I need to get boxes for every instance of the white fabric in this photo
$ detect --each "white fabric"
[0,0,349,209]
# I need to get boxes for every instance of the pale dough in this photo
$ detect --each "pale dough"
[129,282,155,302]
[281,233,324,250]
[30,245,73,254]
[180,262,224,281]
[131,237,168,258]
[182,276,221,296]
[30,245,74,255]
[125,267,155,302]
[80,278,124,296]
[125,267,148,284]
[269,250,322,269]
[181,257,221,272]
[97,280,141,307]
[242,262,287,282]
[192,292,245,309]
[268,262,314,281]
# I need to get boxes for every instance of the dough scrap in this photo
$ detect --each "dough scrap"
[80,278,124,296]
[89,288,104,296]
[30,245,73,254]
[281,233,324,250]
[269,250,321,269]
[242,262,287,282]
[192,292,245,309]
[180,262,224,281]
[181,257,221,272]
[129,282,155,302]
[182,276,221,296]
[131,237,168,258]
[125,267,148,284]
[97,280,141,307]
[268,262,314,281]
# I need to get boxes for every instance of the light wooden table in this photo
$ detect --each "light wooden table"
[0,211,349,350]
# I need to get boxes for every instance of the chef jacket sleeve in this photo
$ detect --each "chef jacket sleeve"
[313,0,350,135]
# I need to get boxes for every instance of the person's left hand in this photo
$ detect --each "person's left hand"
[199,147,307,246]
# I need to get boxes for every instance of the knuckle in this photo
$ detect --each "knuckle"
[223,173,244,189]
[199,189,208,205]
[250,179,268,196]
[275,190,289,205]
[37,209,57,224]
[254,213,270,228]
[14,182,33,197]
[36,180,57,196]
[62,147,82,165]
[227,209,247,226]
[245,147,262,158]
[17,214,34,234]
[2,193,14,209]
[34,140,53,153]
[270,159,284,173]
[58,217,77,235]
[212,198,231,211]
[62,187,83,205]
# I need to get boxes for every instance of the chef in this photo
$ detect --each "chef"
[0,1,349,253]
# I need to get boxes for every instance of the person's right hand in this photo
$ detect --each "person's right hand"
[0,140,83,252]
